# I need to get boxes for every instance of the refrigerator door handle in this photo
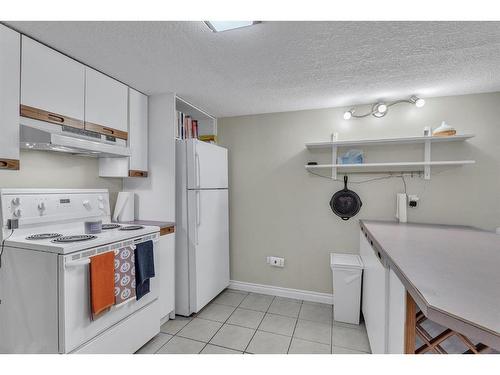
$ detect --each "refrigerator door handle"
[195,151,201,188]
[195,190,201,245]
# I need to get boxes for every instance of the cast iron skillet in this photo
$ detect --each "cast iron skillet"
[329,176,362,220]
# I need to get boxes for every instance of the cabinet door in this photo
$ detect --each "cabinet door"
[360,232,389,354]
[21,36,84,127]
[387,268,406,354]
[158,234,175,319]
[128,88,148,175]
[85,67,128,139]
[0,25,20,170]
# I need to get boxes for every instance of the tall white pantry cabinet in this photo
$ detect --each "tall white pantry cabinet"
[0,24,20,170]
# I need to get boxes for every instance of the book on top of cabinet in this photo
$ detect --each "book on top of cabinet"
[176,111,199,140]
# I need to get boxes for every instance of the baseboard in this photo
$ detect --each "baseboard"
[229,280,333,305]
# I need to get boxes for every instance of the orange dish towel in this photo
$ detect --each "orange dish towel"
[90,251,115,318]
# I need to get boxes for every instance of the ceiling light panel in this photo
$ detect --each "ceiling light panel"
[204,21,258,32]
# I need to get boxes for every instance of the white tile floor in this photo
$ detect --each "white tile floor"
[136,288,372,354]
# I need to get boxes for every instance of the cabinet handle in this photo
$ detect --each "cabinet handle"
[47,113,65,123]
[102,127,115,135]
[0,161,6,167]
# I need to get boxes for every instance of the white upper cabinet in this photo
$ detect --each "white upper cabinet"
[85,67,128,138]
[128,88,148,175]
[21,36,85,125]
[0,25,20,170]
[98,89,149,178]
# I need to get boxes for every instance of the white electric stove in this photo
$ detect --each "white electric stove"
[0,189,161,354]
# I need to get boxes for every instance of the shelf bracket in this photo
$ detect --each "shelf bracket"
[424,139,431,180]
[331,133,338,180]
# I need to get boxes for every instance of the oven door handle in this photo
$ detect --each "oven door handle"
[65,258,91,268]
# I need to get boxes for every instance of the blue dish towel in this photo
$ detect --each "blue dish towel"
[134,240,155,300]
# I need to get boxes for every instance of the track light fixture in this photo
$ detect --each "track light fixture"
[343,96,425,120]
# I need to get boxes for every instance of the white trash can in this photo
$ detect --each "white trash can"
[330,253,364,325]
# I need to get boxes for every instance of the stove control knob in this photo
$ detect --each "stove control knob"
[38,202,46,211]
[13,208,21,217]
[83,200,91,209]
[11,197,20,206]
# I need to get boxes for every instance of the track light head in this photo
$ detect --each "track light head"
[372,103,388,118]
[376,103,387,113]
[410,96,425,108]
[343,110,353,120]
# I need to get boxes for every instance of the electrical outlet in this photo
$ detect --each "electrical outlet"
[266,256,285,268]
[408,194,420,208]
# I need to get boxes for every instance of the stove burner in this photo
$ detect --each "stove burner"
[26,233,63,240]
[119,225,144,231]
[102,224,121,230]
[52,235,97,243]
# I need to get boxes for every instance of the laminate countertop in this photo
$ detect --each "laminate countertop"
[359,220,500,350]
[121,220,175,236]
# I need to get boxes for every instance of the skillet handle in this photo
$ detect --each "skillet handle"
[344,175,348,190]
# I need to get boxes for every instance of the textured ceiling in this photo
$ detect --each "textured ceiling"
[5,21,500,117]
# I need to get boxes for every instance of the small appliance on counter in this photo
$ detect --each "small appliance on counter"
[113,192,135,222]
[395,193,408,223]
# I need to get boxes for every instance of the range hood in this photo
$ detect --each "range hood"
[20,119,131,158]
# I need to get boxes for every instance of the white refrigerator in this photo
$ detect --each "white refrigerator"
[175,139,230,316]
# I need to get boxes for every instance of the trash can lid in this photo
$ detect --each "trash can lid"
[330,253,363,270]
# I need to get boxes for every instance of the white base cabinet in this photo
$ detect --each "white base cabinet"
[387,268,406,354]
[0,25,20,170]
[360,231,389,354]
[360,228,408,354]
[158,234,175,320]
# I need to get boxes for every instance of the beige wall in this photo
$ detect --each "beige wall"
[0,150,123,207]
[218,92,500,294]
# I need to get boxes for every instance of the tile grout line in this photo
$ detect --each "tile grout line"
[197,290,250,353]
[286,300,303,354]
[154,318,193,353]
[156,290,249,353]
[155,291,339,354]
[242,294,277,353]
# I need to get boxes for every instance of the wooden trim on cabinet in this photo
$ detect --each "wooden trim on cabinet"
[20,104,84,129]
[160,226,175,236]
[128,170,148,178]
[84,122,128,140]
[0,159,20,170]
[404,292,417,354]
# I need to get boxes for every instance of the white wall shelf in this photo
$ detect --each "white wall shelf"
[305,134,475,149]
[305,160,475,172]
[304,134,475,180]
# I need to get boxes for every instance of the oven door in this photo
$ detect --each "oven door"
[59,235,159,353]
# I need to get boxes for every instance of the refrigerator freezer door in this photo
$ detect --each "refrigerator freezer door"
[187,140,228,189]
[187,189,229,313]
